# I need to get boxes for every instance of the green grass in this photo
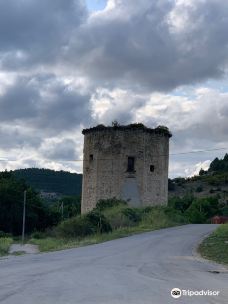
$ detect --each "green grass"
[30,206,187,253]
[198,224,228,265]
[11,251,27,256]
[0,237,13,256]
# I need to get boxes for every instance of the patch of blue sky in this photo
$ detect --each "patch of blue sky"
[204,77,228,93]
[171,74,228,99]
[171,86,198,99]
[86,0,107,11]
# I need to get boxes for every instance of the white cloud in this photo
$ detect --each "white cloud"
[184,160,211,177]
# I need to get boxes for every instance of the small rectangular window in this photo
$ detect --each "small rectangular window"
[89,154,93,161]
[150,165,155,172]
[127,157,135,172]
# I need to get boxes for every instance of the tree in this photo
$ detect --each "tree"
[199,168,206,176]
[52,196,81,220]
[185,197,220,223]
[0,172,59,235]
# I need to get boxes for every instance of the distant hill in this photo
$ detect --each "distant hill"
[169,154,228,203]
[203,153,228,174]
[12,168,82,197]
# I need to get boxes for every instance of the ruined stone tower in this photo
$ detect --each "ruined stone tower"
[81,124,172,213]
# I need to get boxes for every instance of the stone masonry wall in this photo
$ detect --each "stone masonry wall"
[81,128,170,213]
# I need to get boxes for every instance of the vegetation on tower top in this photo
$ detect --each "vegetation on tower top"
[82,122,172,137]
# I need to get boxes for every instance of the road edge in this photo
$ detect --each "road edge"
[192,226,228,272]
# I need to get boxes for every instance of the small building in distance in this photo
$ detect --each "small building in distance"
[81,123,172,213]
[211,215,228,224]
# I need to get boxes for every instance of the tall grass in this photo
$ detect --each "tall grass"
[199,224,228,265]
[30,205,187,253]
[0,237,13,256]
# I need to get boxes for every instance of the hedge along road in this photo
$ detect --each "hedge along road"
[0,224,227,304]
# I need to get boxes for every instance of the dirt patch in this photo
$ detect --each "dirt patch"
[9,244,39,255]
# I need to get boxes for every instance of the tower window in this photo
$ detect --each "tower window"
[127,157,135,172]
[150,165,155,172]
[89,154,93,161]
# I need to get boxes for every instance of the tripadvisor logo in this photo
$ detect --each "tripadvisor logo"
[171,288,220,298]
[171,288,182,299]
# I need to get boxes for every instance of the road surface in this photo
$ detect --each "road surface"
[0,224,227,304]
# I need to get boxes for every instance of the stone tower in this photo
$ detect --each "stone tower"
[81,124,172,213]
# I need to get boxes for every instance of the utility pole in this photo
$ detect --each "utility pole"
[22,190,27,244]
[61,201,64,220]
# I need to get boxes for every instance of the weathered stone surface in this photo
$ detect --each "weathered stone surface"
[81,125,171,213]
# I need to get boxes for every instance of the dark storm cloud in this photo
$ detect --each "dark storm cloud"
[41,139,79,161]
[0,0,86,69]
[36,83,91,133]
[0,79,39,121]
[1,0,228,90]
[66,0,228,91]
[0,75,92,133]
[0,126,41,149]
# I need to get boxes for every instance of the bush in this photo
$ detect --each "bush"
[141,207,172,228]
[121,208,142,223]
[96,198,127,211]
[168,179,175,191]
[56,216,95,238]
[142,206,154,213]
[195,185,203,192]
[0,237,13,256]
[164,207,188,224]
[168,195,194,213]
[56,211,112,238]
[221,206,228,216]
[0,231,12,238]
[31,231,46,239]
[86,211,112,234]
[173,177,186,187]
[185,197,220,223]
[102,205,134,229]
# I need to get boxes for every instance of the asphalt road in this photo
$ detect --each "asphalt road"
[0,224,227,304]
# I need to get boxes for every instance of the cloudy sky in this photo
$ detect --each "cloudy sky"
[0,0,227,177]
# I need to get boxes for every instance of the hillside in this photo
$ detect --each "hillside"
[12,168,82,197]
[8,154,228,202]
[169,154,228,204]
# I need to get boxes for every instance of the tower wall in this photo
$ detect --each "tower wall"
[81,127,170,213]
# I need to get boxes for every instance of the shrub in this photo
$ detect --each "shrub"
[185,197,220,223]
[221,206,228,216]
[31,231,46,239]
[56,211,112,238]
[96,198,127,211]
[168,195,194,213]
[173,177,186,187]
[85,211,112,234]
[186,208,207,224]
[0,231,12,238]
[121,208,142,223]
[0,237,13,256]
[140,206,188,229]
[56,216,94,238]
[168,179,175,191]
[102,205,135,229]
[195,185,203,192]
[142,206,154,213]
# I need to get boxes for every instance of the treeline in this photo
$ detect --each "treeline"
[194,154,228,186]
[0,171,81,236]
[169,195,228,223]
[13,168,82,196]
[200,153,228,175]
[169,153,228,190]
